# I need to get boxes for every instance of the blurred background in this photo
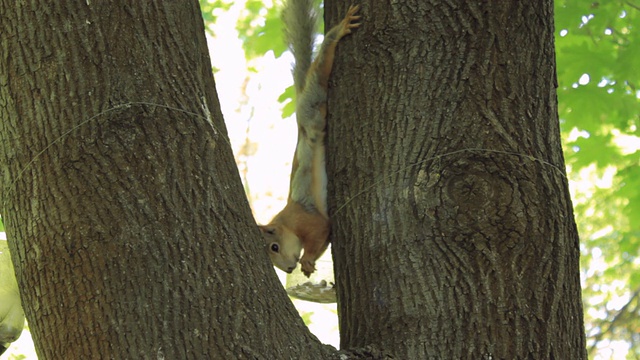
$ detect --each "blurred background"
[2,0,639,358]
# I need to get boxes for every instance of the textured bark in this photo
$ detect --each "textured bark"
[327,1,587,359]
[0,1,331,359]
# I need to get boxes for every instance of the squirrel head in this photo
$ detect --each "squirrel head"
[259,224,303,273]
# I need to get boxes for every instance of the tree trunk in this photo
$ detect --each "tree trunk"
[0,1,330,358]
[1,0,588,358]
[327,1,587,359]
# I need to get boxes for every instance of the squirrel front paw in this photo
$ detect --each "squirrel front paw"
[337,5,361,39]
[300,260,316,277]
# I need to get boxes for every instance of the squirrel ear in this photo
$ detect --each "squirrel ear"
[259,225,276,235]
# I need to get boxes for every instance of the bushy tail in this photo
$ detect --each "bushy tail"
[282,0,318,94]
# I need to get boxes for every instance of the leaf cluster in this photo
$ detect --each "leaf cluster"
[556,0,640,357]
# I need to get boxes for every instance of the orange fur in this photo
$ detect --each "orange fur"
[261,5,361,277]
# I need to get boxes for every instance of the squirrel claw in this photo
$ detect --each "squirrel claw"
[338,4,361,37]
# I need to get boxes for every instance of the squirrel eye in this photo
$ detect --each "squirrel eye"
[270,243,279,253]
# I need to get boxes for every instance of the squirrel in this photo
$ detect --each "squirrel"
[259,2,360,277]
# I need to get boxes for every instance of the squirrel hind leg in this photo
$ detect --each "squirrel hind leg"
[299,227,330,277]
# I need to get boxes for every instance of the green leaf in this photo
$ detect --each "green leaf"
[278,85,296,119]
[237,2,287,59]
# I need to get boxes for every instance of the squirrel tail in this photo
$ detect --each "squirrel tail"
[282,0,318,94]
